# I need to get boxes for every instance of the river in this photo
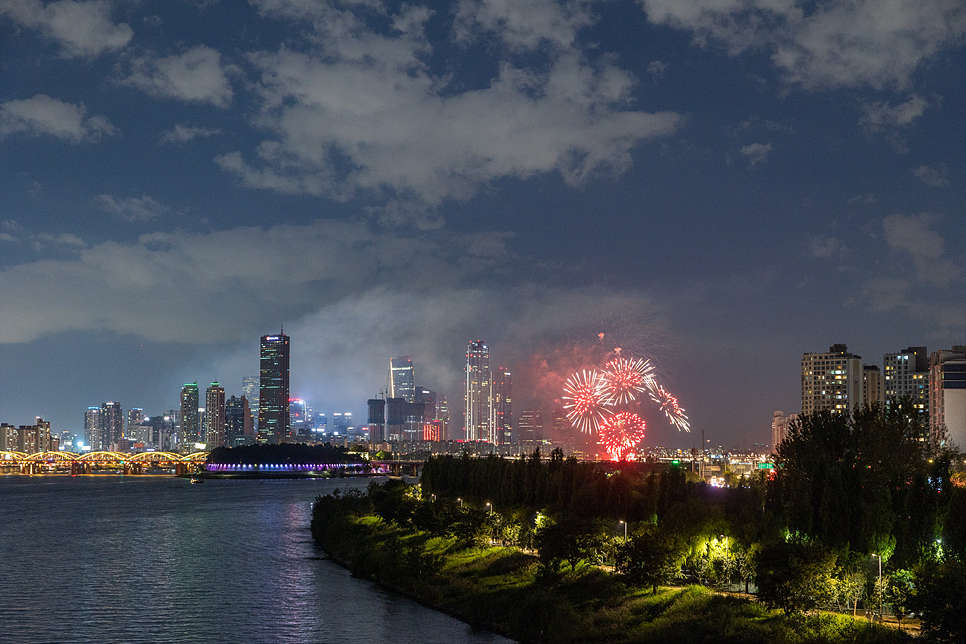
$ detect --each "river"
[0,475,514,644]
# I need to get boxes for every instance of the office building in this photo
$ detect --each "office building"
[258,330,290,444]
[884,346,929,414]
[368,398,386,443]
[242,376,259,430]
[801,344,864,414]
[437,394,450,440]
[226,395,253,447]
[390,357,416,403]
[929,346,966,451]
[464,340,494,442]
[290,398,310,441]
[100,402,123,450]
[518,409,543,444]
[126,408,145,439]
[493,368,512,444]
[181,383,201,449]
[205,382,226,449]
[84,407,102,451]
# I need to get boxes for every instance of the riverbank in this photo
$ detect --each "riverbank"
[311,493,910,644]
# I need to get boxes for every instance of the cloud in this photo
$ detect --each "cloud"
[0,0,133,57]
[219,0,682,212]
[860,94,929,131]
[808,236,844,259]
[0,218,517,344]
[912,164,949,188]
[120,46,234,107]
[641,0,966,91]
[0,94,116,142]
[883,213,962,286]
[847,193,878,204]
[453,0,596,50]
[646,60,666,79]
[739,141,772,166]
[159,123,222,144]
[95,194,173,222]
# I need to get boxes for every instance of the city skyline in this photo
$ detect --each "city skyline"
[0,1,963,448]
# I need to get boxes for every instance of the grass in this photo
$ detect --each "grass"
[315,514,911,644]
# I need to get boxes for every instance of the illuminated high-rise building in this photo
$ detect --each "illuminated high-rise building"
[84,407,102,451]
[101,401,123,450]
[205,382,226,449]
[226,395,253,447]
[801,344,864,415]
[518,409,543,444]
[126,408,145,439]
[368,398,386,443]
[493,368,512,444]
[180,383,201,449]
[390,357,416,403]
[884,346,929,414]
[242,376,259,431]
[464,340,493,442]
[258,330,290,444]
[290,398,310,441]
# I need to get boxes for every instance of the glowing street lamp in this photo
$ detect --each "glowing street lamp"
[619,520,627,540]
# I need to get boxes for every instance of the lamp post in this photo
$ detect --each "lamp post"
[457,497,462,508]
[871,553,882,622]
[619,520,627,540]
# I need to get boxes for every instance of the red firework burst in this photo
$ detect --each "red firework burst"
[599,412,646,461]
[650,386,690,432]
[562,370,607,434]
[600,357,653,406]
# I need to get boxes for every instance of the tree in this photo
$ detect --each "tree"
[909,560,966,643]
[886,569,914,630]
[755,540,837,614]
[535,516,606,574]
[615,527,683,593]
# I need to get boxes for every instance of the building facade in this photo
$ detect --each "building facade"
[180,383,201,450]
[390,357,416,403]
[929,346,966,451]
[205,382,226,449]
[464,340,494,442]
[801,344,864,415]
[884,346,929,414]
[862,365,883,407]
[493,368,512,444]
[225,395,253,447]
[258,331,290,444]
[772,410,799,453]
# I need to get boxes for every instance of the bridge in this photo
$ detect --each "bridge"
[0,451,208,475]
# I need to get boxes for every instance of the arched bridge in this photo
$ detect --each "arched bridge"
[0,451,208,475]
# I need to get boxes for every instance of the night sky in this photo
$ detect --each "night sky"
[1,0,963,449]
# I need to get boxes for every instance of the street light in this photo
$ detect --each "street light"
[619,520,627,540]
[486,501,492,514]
[457,498,462,507]
[871,553,882,622]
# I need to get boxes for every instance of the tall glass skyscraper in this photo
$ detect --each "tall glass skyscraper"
[464,340,493,442]
[390,356,416,403]
[258,330,290,444]
[180,383,200,450]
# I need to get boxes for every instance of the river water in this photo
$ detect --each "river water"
[0,475,514,644]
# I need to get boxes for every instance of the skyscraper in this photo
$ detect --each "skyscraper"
[518,409,543,444]
[101,401,123,450]
[84,407,102,450]
[205,382,226,449]
[390,356,416,402]
[493,368,512,444]
[242,376,259,431]
[801,344,864,415]
[226,395,253,447]
[258,330,290,444]
[863,365,883,407]
[884,346,929,413]
[180,382,200,450]
[126,408,145,439]
[464,341,493,442]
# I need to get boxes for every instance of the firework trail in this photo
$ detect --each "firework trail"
[562,370,609,434]
[599,412,646,461]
